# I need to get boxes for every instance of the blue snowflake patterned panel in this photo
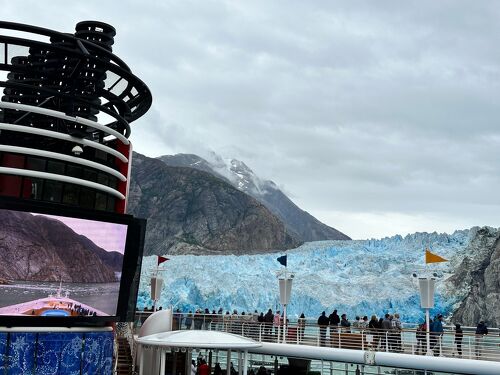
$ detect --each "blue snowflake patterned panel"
[7,332,36,375]
[82,332,114,375]
[0,332,8,372]
[36,333,83,375]
[0,331,114,375]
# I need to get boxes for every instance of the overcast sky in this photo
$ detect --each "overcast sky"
[5,1,500,239]
[33,214,127,253]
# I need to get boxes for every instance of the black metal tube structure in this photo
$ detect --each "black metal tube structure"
[0,21,152,213]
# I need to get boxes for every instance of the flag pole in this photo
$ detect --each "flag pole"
[426,307,431,355]
[154,259,159,312]
[421,247,447,356]
[283,262,287,344]
[424,249,429,353]
[152,256,169,313]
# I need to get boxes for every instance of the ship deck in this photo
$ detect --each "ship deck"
[0,295,108,316]
[131,312,500,374]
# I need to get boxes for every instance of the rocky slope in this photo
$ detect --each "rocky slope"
[158,153,350,242]
[77,234,124,272]
[256,183,350,242]
[448,227,500,326]
[160,154,227,179]
[127,152,300,255]
[0,210,120,283]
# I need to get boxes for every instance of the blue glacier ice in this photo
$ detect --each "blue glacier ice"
[136,229,475,322]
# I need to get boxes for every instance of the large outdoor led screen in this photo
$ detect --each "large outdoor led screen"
[0,200,145,324]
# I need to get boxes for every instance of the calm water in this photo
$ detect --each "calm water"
[0,280,120,315]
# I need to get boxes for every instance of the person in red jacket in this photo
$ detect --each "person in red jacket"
[198,359,210,375]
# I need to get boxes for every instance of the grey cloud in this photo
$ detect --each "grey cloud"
[4,0,500,238]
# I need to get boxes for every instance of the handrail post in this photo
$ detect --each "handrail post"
[439,334,443,356]
[362,330,365,351]
[468,336,472,359]
[259,324,262,342]
[385,332,389,352]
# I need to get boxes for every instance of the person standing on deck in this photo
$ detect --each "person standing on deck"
[454,323,463,357]
[416,320,427,355]
[431,314,444,356]
[329,309,340,347]
[369,315,380,349]
[273,310,281,339]
[329,310,340,329]
[258,312,265,323]
[264,309,273,340]
[213,363,223,375]
[391,313,402,352]
[317,311,329,347]
[475,320,488,358]
[185,311,193,330]
[257,312,266,339]
[198,359,210,375]
[381,314,392,350]
[340,314,351,333]
[298,313,306,342]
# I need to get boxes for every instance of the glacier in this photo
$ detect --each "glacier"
[136,229,476,322]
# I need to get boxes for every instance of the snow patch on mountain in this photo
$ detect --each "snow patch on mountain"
[137,229,478,322]
[204,154,269,197]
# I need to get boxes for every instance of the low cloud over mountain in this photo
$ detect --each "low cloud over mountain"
[159,153,350,242]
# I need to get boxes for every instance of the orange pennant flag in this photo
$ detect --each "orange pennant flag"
[425,249,448,264]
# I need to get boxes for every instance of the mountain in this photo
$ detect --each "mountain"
[77,235,124,272]
[136,227,500,326]
[447,227,500,327]
[160,154,227,179]
[158,153,350,242]
[127,152,300,256]
[0,210,120,283]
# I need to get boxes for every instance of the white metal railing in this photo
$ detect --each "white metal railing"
[0,101,130,145]
[133,312,500,363]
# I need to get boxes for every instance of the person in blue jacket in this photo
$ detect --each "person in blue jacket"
[430,314,444,356]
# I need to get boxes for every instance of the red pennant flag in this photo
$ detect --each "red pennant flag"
[158,256,170,266]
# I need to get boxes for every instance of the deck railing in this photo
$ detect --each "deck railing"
[134,312,500,362]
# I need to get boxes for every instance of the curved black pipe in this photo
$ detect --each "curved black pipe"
[0,21,151,139]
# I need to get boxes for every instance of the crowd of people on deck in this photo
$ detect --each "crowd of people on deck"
[142,305,493,358]
[71,304,98,317]
[315,310,492,357]
[191,353,258,375]
[316,310,404,351]
[191,357,270,375]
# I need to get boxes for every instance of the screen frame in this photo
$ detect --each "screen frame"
[0,196,146,327]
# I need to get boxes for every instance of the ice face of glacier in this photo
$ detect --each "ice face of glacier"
[137,229,478,322]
